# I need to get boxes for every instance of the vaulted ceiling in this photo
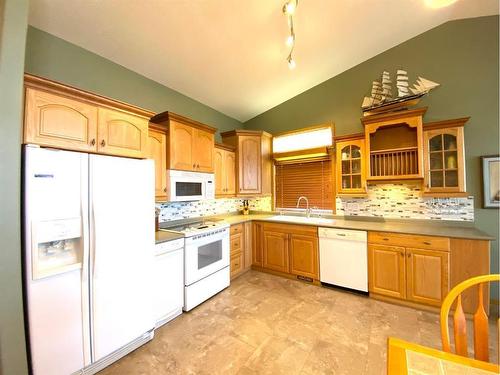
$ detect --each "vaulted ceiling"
[29,0,498,122]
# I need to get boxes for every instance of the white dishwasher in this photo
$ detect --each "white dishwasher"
[319,227,368,293]
[154,238,184,328]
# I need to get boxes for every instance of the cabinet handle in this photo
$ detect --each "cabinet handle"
[423,241,431,245]
[90,138,96,146]
[383,238,389,241]
[100,140,106,147]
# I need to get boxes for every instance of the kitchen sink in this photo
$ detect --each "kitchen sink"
[268,215,336,225]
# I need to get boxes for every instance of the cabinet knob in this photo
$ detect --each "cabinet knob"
[197,164,200,168]
[163,188,167,192]
[400,252,404,257]
[101,140,106,147]
[90,138,96,146]
[193,163,196,168]
[407,253,411,258]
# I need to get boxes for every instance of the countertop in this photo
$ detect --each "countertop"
[211,212,494,241]
[155,230,184,244]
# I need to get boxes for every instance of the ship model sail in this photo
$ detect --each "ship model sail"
[361,69,440,115]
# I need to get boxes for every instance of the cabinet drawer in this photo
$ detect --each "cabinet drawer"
[230,252,243,278]
[230,233,243,255]
[368,232,449,251]
[230,224,243,236]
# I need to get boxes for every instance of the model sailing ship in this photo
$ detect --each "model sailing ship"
[362,70,439,114]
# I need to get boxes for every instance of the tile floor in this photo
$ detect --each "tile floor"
[99,271,498,375]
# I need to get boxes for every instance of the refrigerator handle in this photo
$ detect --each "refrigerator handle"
[91,199,98,279]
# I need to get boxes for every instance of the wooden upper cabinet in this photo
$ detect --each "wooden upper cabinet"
[214,148,225,195]
[335,135,367,196]
[289,234,319,280]
[263,229,289,273]
[23,75,155,157]
[170,120,194,170]
[24,87,98,152]
[368,244,406,299]
[147,126,168,201]
[97,107,149,158]
[220,130,272,196]
[422,118,468,195]
[193,129,214,172]
[362,108,426,181]
[149,112,216,173]
[406,248,449,306]
[239,135,261,194]
[214,143,236,196]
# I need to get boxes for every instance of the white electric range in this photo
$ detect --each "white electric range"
[161,220,230,311]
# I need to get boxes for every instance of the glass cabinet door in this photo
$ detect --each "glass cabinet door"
[336,139,366,195]
[424,127,465,194]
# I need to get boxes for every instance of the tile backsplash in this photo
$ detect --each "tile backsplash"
[156,196,272,222]
[336,183,474,221]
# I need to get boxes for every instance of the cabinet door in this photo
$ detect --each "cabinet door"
[24,87,98,152]
[243,221,252,270]
[170,121,194,170]
[252,222,263,267]
[263,230,289,273]
[289,234,319,280]
[97,107,148,158]
[423,127,465,193]
[147,128,167,201]
[214,148,226,195]
[368,244,406,299]
[225,151,236,195]
[238,135,261,194]
[336,139,366,195]
[406,248,449,306]
[193,129,214,172]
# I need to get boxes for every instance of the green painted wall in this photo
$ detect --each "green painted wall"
[245,16,500,294]
[0,0,29,374]
[25,27,242,140]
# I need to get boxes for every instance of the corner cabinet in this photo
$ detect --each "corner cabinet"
[214,143,236,196]
[423,118,468,196]
[335,134,367,195]
[23,75,152,158]
[149,111,216,173]
[220,130,272,196]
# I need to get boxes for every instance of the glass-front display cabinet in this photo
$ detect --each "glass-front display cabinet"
[335,136,367,195]
[423,123,466,195]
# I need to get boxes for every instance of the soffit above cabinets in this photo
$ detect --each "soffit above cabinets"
[28,0,499,122]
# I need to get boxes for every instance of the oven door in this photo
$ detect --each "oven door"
[170,178,205,201]
[184,228,229,286]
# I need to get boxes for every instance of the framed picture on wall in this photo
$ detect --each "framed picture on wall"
[481,155,500,208]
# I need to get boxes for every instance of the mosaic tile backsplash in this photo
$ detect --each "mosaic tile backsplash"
[156,196,272,222]
[336,183,474,221]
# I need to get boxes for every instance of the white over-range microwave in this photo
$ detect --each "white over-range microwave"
[168,170,215,201]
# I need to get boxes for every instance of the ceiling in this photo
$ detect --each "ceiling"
[28,0,498,122]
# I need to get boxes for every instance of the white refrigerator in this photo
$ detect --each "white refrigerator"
[24,145,156,375]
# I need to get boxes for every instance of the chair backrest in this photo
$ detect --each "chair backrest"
[440,274,499,362]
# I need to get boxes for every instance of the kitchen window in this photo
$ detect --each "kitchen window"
[275,159,334,211]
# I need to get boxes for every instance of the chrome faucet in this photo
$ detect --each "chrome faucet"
[296,196,311,217]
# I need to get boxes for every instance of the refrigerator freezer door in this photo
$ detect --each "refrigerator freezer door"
[90,155,155,361]
[24,146,91,375]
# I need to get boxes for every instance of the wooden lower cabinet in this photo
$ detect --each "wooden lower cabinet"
[252,222,319,281]
[263,230,289,273]
[252,222,263,267]
[369,232,452,308]
[229,223,253,280]
[406,248,449,306]
[368,244,406,299]
[289,234,319,280]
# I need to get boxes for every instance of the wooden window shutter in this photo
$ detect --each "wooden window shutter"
[275,159,334,210]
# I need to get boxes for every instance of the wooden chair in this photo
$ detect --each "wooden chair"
[440,274,500,363]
